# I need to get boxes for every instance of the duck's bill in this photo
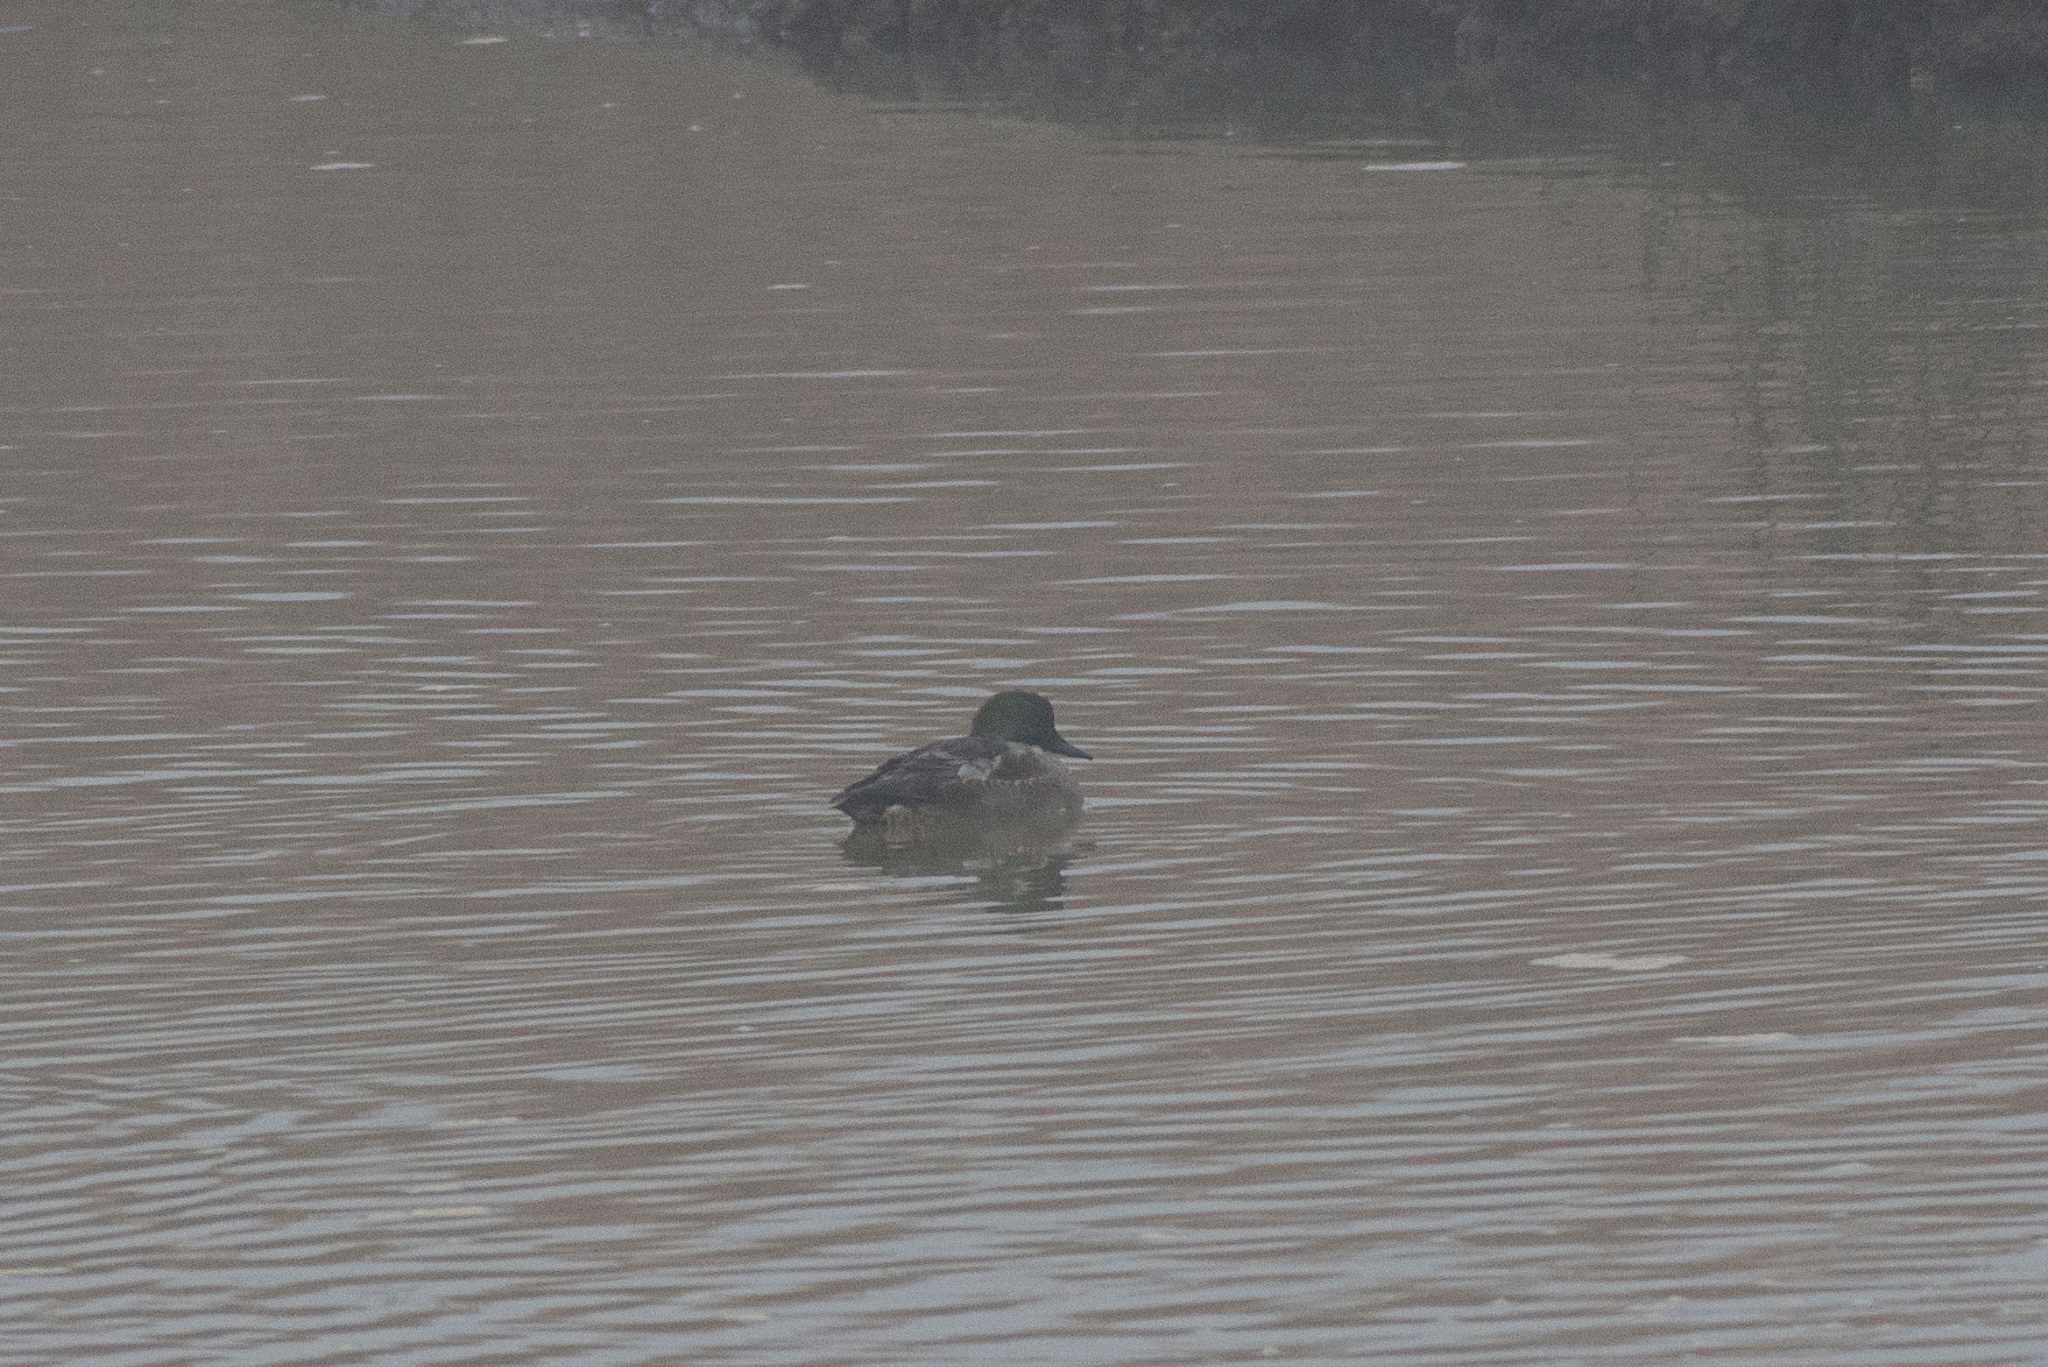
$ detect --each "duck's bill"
[1046,733,1091,760]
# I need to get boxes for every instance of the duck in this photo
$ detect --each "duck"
[831,690,1092,832]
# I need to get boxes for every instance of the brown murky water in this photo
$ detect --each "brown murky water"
[6,7,2048,1363]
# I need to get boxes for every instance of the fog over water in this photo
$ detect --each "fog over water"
[5,7,2048,1363]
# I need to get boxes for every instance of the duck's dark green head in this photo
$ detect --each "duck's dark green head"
[970,690,1090,759]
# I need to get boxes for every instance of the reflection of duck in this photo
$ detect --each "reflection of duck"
[830,691,1091,836]
[839,823,1083,915]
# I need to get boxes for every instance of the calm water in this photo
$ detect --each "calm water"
[6,7,2048,1364]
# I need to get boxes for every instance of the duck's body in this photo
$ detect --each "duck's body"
[832,691,1091,833]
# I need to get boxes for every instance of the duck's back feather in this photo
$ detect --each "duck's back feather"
[831,735,1080,827]
[830,735,1004,822]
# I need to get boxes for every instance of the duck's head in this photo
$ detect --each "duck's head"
[971,690,1090,759]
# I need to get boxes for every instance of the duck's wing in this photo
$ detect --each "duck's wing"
[831,735,1005,821]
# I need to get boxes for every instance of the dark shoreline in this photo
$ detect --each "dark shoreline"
[669,0,2048,111]
[355,2,2048,112]
[347,0,2048,211]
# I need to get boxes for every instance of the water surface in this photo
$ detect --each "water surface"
[5,7,2048,1363]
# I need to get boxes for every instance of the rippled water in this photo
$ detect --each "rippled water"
[6,7,2048,1363]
